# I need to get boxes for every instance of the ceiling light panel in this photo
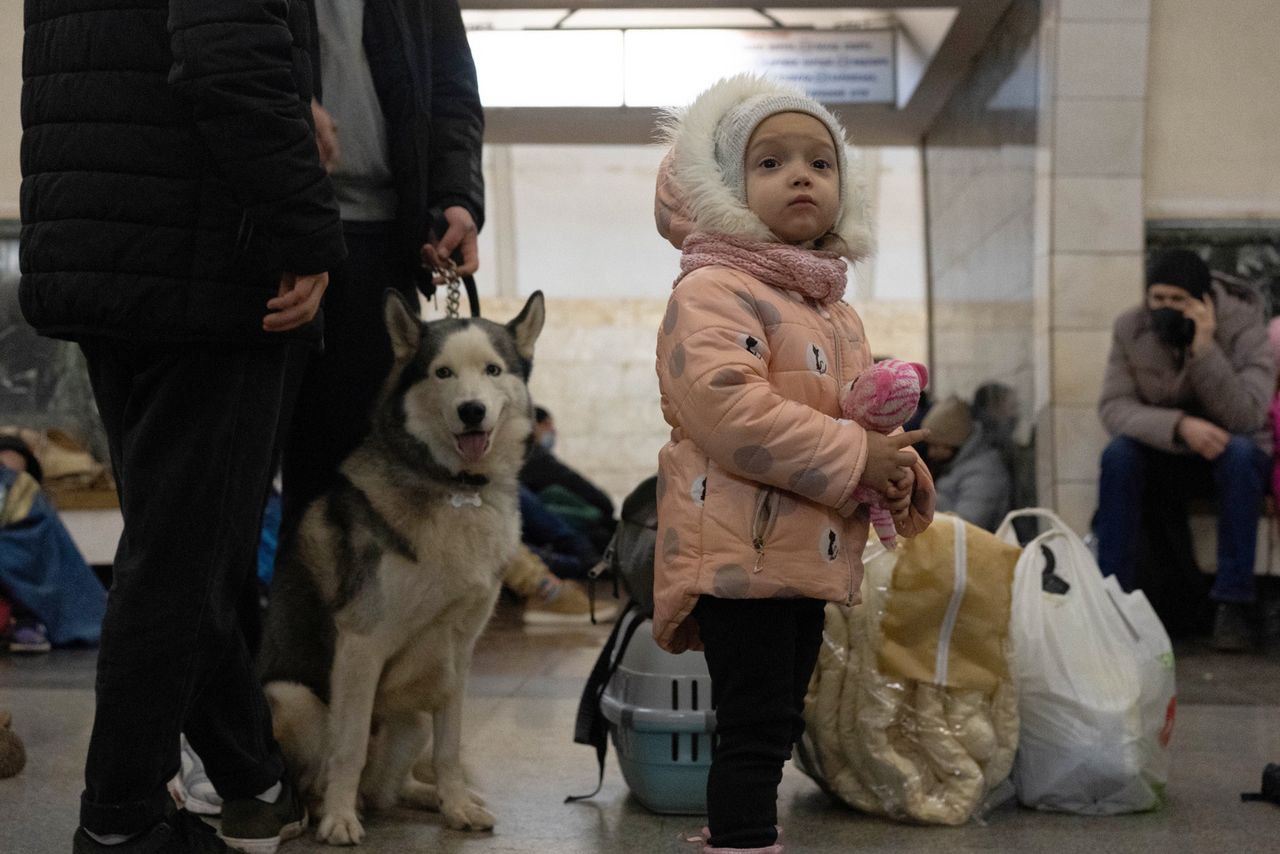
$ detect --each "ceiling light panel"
[559,9,774,29]
[763,8,899,29]
[462,10,570,31]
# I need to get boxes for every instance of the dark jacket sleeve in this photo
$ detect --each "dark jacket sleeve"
[426,0,485,230]
[167,0,345,275]
[521,447,616,520]
[518,486,600,565]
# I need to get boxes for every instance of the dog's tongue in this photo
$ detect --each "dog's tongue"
[458,432,488,463]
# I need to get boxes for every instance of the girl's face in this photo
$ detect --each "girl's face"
[744,112,840,245]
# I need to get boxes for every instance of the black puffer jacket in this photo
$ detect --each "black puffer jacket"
[347,0,485,296]
[19,0,346,344]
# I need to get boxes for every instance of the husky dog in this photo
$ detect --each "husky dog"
[259,290,545,845]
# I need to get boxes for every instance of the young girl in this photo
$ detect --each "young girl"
[652,75,935,853]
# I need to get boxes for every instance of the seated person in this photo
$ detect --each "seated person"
[922,396,1012,532]
[519,485,601,582]
[972,382,1018,453]
[972,381,1040,540]
[1096,249,1274,651]
[1267,316,1280,500]
[0,434,107,652]
[521,406,616,552]
[507,486,617,625]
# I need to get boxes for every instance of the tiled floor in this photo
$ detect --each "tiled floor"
[3,601,1280,854]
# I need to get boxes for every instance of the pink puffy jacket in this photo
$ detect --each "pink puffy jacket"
[651,77,935,653]
[653,266,934,653]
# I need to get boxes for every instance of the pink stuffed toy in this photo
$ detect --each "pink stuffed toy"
[841,359,929,550]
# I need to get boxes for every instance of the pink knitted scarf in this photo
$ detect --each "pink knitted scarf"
[678,232,847,305]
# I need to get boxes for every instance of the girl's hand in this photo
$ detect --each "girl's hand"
[884,468,915,518]
[860,430,927,495]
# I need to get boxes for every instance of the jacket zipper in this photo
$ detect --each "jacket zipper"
[751,487,779,573]
[845,534,857,606]
[827,305,854,605]
[830,306,843,386]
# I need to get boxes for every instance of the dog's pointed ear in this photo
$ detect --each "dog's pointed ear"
[383,290,421,362]
[507,291,545,361]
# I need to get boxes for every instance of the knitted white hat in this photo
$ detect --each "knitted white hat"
[713,92,848,207]
[659,74,874,261]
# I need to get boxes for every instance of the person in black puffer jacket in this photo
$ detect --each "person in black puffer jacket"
[21,2,345,852]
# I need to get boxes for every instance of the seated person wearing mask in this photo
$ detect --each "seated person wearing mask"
[1097,249,1274,651]
[520,406,616,552]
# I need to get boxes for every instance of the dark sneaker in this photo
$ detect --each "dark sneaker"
[1212,602,1254,652]
[72,805,228,853]
[219,777,306,854]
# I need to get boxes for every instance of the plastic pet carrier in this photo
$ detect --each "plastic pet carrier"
[601,608,716,814]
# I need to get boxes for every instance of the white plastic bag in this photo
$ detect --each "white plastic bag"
[996,508,1175,814]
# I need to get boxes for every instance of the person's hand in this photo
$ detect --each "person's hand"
[860,429,928,495]
[1183,293,1217,356]
[264,271,329,332]
[421,206,479,280]
[1177,415,1229,460]
[311,99,340,174]
[884,466,915,519]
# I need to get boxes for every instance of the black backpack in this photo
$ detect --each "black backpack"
[568,475,658,802]
[592,475,658,618]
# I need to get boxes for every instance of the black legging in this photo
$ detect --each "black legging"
[694,595,826,850]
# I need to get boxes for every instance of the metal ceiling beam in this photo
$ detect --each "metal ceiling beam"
[473,0,1017,145]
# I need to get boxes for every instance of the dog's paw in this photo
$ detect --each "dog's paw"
[316,810,365,846]
[442,796,495,832]
[399,779,440,811]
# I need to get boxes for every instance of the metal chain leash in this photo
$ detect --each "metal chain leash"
[436,259,463,319]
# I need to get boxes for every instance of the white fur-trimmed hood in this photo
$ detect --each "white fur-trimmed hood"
[656,74,874,261]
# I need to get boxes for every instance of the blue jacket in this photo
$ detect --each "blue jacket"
[0,468,107,646]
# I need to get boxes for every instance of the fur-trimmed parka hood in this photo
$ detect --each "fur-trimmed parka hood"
[654,75,874,262]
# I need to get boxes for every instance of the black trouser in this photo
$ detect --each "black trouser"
[78,338,303,836]
[695,595,826,850]
[280,222,415,532]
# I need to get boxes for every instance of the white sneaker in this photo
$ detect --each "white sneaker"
[180,734,224,816]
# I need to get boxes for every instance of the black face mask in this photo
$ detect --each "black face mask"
[1150,307,1195,348]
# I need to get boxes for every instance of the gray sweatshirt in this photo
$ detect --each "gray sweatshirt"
[314,0,397,221]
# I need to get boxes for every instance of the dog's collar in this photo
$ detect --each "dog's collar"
[448,472,487,509]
